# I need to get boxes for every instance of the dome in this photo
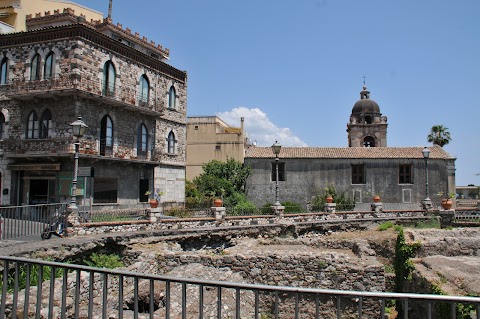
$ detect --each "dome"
[351,86,381,115]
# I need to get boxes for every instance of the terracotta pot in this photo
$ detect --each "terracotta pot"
[214,198,223,207]
[441,199,452,210]
[149,199,159,208]
[373,195,381,203]
[325,195,333,203]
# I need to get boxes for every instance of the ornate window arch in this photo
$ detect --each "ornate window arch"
[0,113,5,139]
[26,111,39,139]
[0,58,8,85]
[100,115,114,155]
[31,53,41,81]
[168,86,176,109]
[167,130,176,154]
[139,75,149,104]
[39,109,52,139]
[103,61,116,97]
[44,52,55,79]
[363,136,375,147]
[137,123,148,156]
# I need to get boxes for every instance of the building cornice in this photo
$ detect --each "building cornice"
[0,23,187,83]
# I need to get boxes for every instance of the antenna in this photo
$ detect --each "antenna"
[108,0,113,20]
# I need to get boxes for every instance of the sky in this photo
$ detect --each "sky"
[73,0,480,185]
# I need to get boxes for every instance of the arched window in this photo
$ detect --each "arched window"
[167,131,175,154]
[364,114,373,124]
[137,124,148,156]
[103,61,116,97]
[168,86,176,109]
[139,75,149,104]
[100,115,113,155]
[363,136,375,147]
[39,109,52,139]
[31,54,41,81]
[26,111,39,139]
[0,113,5,139]
[0,58,8,85]
[44,52,55,79]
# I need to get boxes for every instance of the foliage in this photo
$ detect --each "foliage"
[193,158,252,198]
[85,252,124,269]
[281,201,303,213]
[145,189,164,201]
[430,284,476,319]
[427,125,452,147]
[414,218,440,229]
[436,191,456,199]
[378,221,394,231]
[311,186,355,211]
[186,159,253,211]
[0,257,64,293]
[393,228,421,317]
[164,207,193,218]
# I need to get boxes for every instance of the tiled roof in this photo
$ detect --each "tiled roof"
[245,146,454,159]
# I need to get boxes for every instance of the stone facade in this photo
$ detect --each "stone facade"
[0,11,186,207]
[245,146,456,208]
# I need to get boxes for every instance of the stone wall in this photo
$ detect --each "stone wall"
[245,157,454,207]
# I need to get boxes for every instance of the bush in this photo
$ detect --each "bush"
[281,201,303,214]
[312,186,355,211]
[85,252,124,269]
[164,207,193,218]
[378,221,394,231]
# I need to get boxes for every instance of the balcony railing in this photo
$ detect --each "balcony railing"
[0,137,73,155]
[0,73,163,115]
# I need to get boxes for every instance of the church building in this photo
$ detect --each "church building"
[244,86,456,209]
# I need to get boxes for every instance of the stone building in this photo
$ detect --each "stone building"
[245,86,456,209]
[186,116,247,180]
[0,7,187,207]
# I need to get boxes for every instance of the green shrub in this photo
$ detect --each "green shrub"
[414,218,440,229]
[378,221,394,231]
[281,201,303,213]
[311,186,355,211]
[85,253,124,269]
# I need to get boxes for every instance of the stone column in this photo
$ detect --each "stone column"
[438,209,455,228]
[271,205,285,217]
[323,203,336,213]
[371,202,383,212]
[147,207,163,223]
[212,206,226,220]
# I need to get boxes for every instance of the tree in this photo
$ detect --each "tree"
[188,158,252,206]
[427,125,452,147]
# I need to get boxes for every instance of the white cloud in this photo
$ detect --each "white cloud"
[216,107,308,147]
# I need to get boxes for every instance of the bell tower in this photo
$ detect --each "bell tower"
[347,85,388,147]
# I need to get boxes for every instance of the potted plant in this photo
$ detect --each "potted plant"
[145,189,165,208]
[373,195,381,203]
[437,192,455,210]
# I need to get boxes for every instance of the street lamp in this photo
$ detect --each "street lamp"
[69,116,88,210]
[271,140,282,207]
[422,146,432,209]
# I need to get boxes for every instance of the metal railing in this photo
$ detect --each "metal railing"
[0,256,479,319]
[0,203,68,240]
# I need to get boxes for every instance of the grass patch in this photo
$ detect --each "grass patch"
[414,218,440,229]
[85,252,124,269]
[378,221,394,231]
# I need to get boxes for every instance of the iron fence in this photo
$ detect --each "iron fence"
[0,256,479,319]
[0,203,68,240]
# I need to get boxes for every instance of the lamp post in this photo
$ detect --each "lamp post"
[271,140,282,207]
[422,146,432,209]
[68,116,88,210]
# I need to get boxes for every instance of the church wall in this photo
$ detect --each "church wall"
[245,157,452,208]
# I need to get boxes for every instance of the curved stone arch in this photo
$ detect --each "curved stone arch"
[96,111,118,148]
[164,127,178,154]
[134,121,152,157]
[166,81,179,110]
[363,135,376,147]
[1,52,15,81]
[0,108,9,140]
[46,47,62,77]
[25,49,42,80]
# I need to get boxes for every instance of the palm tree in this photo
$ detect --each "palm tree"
[427,125,452,147]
